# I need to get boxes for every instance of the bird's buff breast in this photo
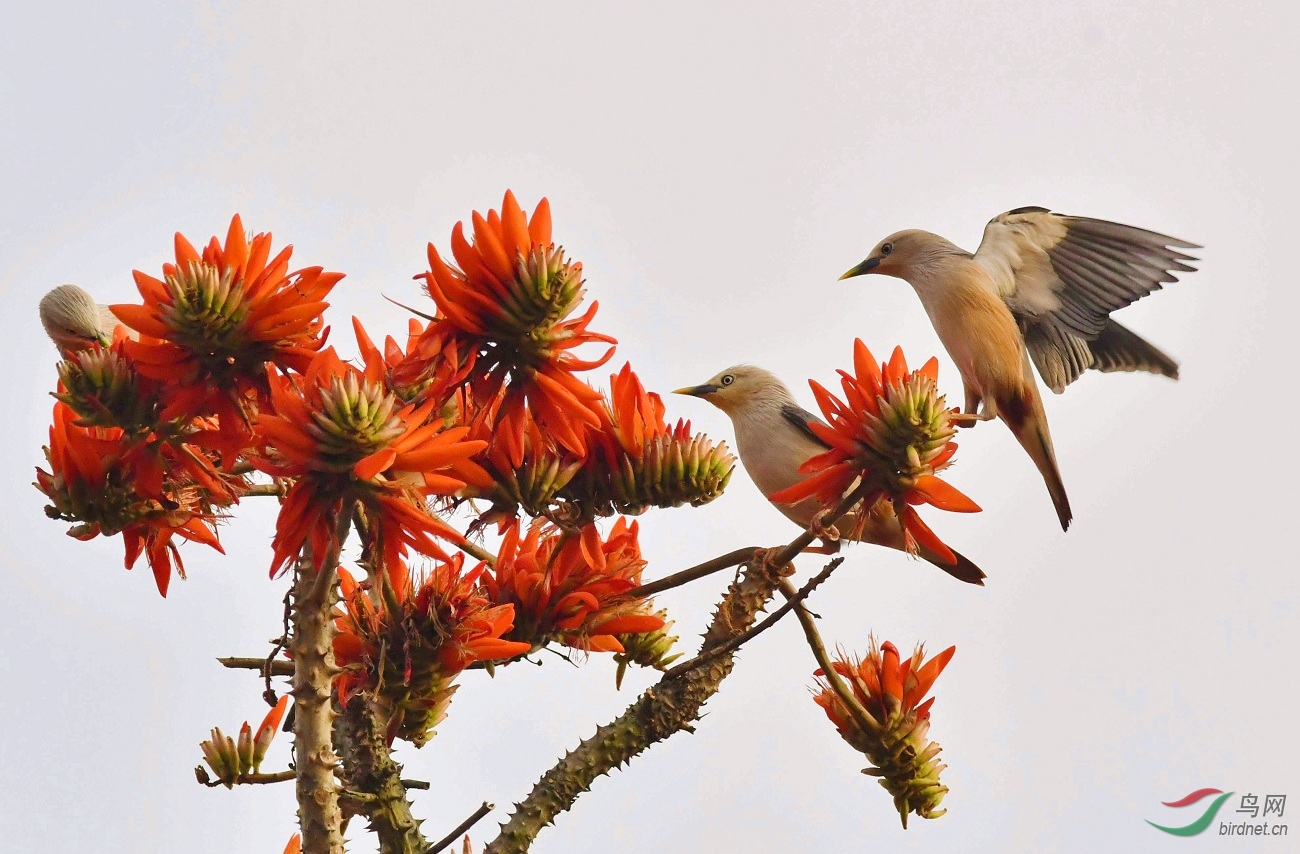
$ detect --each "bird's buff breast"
[921,276,1024,397]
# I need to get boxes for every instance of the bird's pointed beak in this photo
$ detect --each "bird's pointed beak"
[839,257,879,280]
[673,383,719,398]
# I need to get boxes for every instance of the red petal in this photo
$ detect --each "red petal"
[909,475,981,513]
[353,448,397,481]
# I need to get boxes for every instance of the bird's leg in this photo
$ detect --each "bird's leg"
[953,385,996,427]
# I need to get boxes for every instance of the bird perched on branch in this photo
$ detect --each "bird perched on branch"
[39,284,120,352]
[675,366,985,585]
[840,207,1199,531]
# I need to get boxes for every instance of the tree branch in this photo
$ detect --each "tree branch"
[218,657,295,676]
[779,577,879,736]
[624,546,760,599]
[291,510,352,854]
[662,556,843,679]
[246,482,288,497]
[483,494,859,854]
[334,695,431,854]
[453,536,498,567]
[426,802,494,854]
[196,769,297,787]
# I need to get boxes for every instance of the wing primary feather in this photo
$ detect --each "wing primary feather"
[1065,228,1199,270]
[1064,216,1201,251]
[1051,243,1157,303]
[1060,235,1188,282]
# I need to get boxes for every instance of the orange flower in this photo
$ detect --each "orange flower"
[483,517,663,653]
[814,640,955,827]
[354,315,475,410]
[468,364,734,524]
[333,560,532,745]
[111,215,342,462]
[418,190,615,466]
[36,401,224,596]
[54,339,161,433]
[771,340,978,563]
[256,345,492,577]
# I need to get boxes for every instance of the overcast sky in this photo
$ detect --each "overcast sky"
[3,3,1297,852]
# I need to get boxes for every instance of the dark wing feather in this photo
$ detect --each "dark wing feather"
[976,208,1197,387]
[781,404,832,449]
[1047,214,1197,337]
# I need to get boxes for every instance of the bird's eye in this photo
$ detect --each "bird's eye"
[721,374,734,386]
[880,243,893,256]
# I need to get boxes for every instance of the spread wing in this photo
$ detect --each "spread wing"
[781,404,832,450]
[976,206,1197,391]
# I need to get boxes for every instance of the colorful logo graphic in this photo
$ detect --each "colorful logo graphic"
[1147,788,1235,836]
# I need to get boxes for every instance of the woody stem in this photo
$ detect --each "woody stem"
[291,508,352,854]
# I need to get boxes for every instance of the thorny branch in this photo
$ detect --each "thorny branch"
[290,508,352,854]
[483,493,862,854]
[662,556,844,678]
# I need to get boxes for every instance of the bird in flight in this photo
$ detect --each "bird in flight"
[840,207,1198,531]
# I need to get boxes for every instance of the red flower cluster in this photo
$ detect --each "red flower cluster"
[413,191,615,467]
[333,559,532,745]
[256,345,492,577]
[37,216,348,594]
[36,400,227,596]
[813,639,955,826]
[483,517,663,653]
[112,215,341,463]
[468,363,735,524]
[772,340,979,563]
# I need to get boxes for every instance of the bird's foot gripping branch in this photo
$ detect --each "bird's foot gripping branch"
[36,194,978,852]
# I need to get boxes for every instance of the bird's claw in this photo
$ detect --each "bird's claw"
[808,509,841,542]
[750,547,795,578]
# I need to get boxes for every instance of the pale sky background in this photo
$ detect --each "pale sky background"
[3,3,1297,852]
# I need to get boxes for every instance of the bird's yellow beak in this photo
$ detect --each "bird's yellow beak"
[839,257,880,280]
[673,383,719,398]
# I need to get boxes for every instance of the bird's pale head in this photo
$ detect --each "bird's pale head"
[40,284,110,353]
[673,365,793,416]
[840,229,962,283]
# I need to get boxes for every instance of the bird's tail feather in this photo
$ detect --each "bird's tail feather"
[1090,319,1179,380]
[1002,357,1072,531]
[921,547,986,585]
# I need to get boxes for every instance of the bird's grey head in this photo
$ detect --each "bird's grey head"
[839,229,966,284]
[673,365,795,417]
[40,284,109,353]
